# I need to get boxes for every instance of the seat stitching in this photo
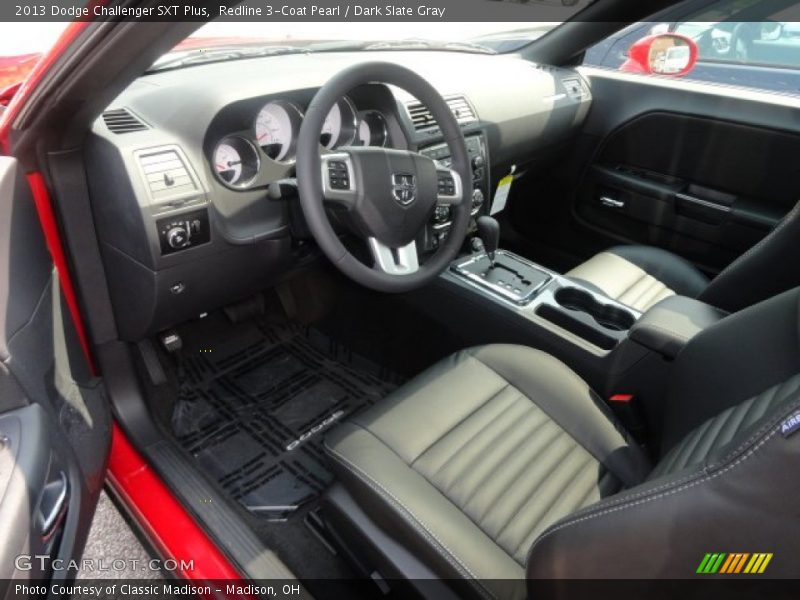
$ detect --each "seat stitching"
[527,398,800,565]
[494,440,587,553]
[412,379,512,468]
[688,410,731,467]
[511,454,599,561]
[528,424,780,559]
[709,399,753,453]
[615,269,649,302]
[478,426,571,533]
[452,398,543,503]
[536,393,796,533]
[467,412,560,519]
[621,274,657,307]
[632,279,674,311]
[325,444,497,600]
[469,355,647,486]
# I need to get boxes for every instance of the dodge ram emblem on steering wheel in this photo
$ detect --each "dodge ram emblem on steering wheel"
[392,173,417,205]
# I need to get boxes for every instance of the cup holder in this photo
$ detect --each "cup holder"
[554,287,636,331]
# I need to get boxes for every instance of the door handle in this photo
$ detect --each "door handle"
[600,196,626,209]
[38,471,68,541]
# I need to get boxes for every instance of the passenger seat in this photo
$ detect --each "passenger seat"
[566,199,800,313]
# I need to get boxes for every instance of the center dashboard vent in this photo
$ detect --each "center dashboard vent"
[102,108,148,134]
[406,95,477,131]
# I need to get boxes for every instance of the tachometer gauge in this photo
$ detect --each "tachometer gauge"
[357,111,388,147]
[321,96,357,149]
[212,136,260,189]
[254,100,302,162]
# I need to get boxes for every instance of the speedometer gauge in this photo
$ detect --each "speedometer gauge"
[357,111,388,147]
[254,100,302,162]
[212,136,260,189]
[321,96,357,149]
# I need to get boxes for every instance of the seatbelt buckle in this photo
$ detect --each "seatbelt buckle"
[608,393,647,443]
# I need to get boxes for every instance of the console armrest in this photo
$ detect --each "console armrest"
[629,296,726,359]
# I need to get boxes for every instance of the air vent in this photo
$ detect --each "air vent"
[102,108,148,134]
[406,95,477,131]
[138,149,196,201]
[561,77,590,100]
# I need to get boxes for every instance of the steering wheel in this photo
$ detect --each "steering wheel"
[296,62,471,293]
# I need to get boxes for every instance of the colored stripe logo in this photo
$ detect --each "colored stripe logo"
[697,553,773,574]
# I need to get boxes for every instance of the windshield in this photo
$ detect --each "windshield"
[148,20,572,72]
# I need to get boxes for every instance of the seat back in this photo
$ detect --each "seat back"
[527,288,800,580]
[700,199,800,312]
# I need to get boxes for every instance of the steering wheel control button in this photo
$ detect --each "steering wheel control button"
[435,169,463,205]
[328,160,350,190]
[437,173,456,196]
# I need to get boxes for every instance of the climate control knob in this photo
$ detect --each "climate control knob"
[167,226,190,249]
[472,188,485,208]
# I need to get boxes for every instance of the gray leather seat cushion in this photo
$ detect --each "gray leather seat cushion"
[566,245,710,312]
[325,345,650,599]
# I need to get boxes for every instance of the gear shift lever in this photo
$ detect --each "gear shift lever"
[476,216,500,264]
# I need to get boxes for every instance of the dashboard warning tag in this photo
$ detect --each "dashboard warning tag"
[491,166,515,215]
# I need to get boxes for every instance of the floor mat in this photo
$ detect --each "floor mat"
[171,320,403,520]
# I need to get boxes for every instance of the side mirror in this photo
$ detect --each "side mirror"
[760,22,783,41]
[620,33,699,77]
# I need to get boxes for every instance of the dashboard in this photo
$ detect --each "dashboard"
[85,50,592,341]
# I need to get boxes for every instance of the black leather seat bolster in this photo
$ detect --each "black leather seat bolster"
[699,200,800,312]
[526,389,800,581]
[607,245,710,298]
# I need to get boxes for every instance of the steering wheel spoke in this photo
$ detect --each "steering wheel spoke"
[321,152,357,207]
[368,238,420,275]
[435,167,464,206]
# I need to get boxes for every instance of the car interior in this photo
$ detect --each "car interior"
[2,2,800,598]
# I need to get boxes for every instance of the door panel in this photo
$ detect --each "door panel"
[573,68,800,273]
[0,155,111,593]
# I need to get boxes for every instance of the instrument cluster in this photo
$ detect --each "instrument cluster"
[211,95,389,190]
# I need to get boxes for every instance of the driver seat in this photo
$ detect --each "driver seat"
[323,288,800,597]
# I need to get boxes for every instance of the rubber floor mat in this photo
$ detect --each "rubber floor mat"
[171,321,403,520]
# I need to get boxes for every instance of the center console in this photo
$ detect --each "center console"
[420,240,726,442]
[450,250,641,352]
